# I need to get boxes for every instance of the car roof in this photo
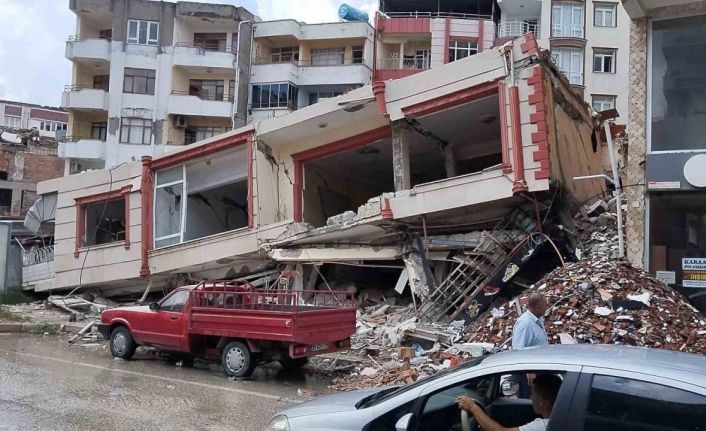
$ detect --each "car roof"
[479,345,706,385]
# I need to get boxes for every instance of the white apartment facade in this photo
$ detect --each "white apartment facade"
[0,100,68,139]
[61,0,256,174]
[498,0,630,123]
[249,20,374,122]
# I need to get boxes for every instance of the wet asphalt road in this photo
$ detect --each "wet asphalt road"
[0,334,327,431]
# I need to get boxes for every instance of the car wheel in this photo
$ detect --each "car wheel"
[279,356,308,370]
[110,326,137,360]
[221,341,255,378]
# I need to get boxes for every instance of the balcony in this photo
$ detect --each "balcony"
[251,59,300,84]
[497,19,541,39]
[252,59,372,86]
[58,136,106,160]
[21,245,56,291]
[65,35,111,62]
[168,91,233,117]
[173,43,237,69]
[61,86,109,111]
[375,57,429,81]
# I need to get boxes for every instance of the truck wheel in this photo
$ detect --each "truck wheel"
[222,341,255,378]
[110,326,137,360]
[280,356,308,370]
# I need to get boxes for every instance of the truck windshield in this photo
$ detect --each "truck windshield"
[160,290,189,312]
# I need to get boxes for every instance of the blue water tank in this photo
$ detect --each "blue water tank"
[338,4,369,22]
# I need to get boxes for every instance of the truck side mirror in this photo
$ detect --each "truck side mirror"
[149,302,160,311]
[395,413,413,431]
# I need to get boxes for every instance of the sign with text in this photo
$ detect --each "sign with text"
[656,271,676,285]
[682,258,706,288]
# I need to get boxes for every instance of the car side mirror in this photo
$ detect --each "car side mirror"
[149,302,160,311]
[501,377,520,397]
[395,413,414,431]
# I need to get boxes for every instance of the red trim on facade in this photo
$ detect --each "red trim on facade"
[509,85,528,194]
[478,20,484,53]
[379,17,430,33]
[526,66,552,182]
[520,33,540,55]
[291,126,392,222]
[376,69,425,81]
[402,78,500,118]
[140,156,153,278]
[372,81,388,116]
[74,185,133,258]
[381,198,393,220]
[150,130,253,171]
[444,17,451,64]
[246,133,254,229]
[498,82,512,174]
[535,169,551,180]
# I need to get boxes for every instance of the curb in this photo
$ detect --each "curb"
[0,322,85,334]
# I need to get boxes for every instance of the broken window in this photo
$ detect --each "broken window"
[189,80,225,101]
[127,19,158,46]
[193,32,227,52]
[123,68,155,95]
[0,189,12,214]
[449,40,477,62]
[119,118,152,145]
[83,199,126,246]
[154,147,249,248]
[310,47,345,66]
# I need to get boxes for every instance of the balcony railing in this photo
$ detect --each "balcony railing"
[67,34,111,42]
[171,90,232,102]
[62,135,106,143]
[253,57,366,67]
[383,11,491,19]
[64,84,103,92]
[22,245,54,267]
[377,57,430,70]
[498,19,541,38]
[174,42,238,54]
[551,24,584,38]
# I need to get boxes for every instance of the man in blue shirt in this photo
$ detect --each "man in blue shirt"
[512,292,549,350]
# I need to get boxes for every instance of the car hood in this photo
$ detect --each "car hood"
[281,387,386,418]
[101,305,151,322]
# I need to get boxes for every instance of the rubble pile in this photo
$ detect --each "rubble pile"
[573,197,621,258]
[463,257,706,354]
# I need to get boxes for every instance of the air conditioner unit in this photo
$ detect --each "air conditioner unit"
[173,115,187,128]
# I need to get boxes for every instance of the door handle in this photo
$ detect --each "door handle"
[169,316,178,321]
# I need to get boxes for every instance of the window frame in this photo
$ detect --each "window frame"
[552,2,585,38]
[593,48,616,73]
[310,47,345,66]
[4,115,21,129]
[448,39,478,62]
[551,48,584,85]
[159,290,190,312]
[271,46,299,63]
[184,126,224,145]
[127,19,159,46]
[123,68,156,95]
[119,117,153,145]
[91,122,108,141]
[352,45,364,64]
[74,185,132,257]
[250,82,299,110]
[189,79,225,101]
[594,3,617,27]
[592,95,616,113]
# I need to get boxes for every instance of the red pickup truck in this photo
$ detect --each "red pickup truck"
[97,281,356,378]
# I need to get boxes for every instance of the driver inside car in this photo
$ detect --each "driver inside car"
[456,373,562,431]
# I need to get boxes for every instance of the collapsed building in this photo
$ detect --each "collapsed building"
[25,34,607,321]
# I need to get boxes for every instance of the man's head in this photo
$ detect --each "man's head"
[528,293,548,318]
[530,373,562,417]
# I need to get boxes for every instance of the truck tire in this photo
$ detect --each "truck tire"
[222,341,256,378]
[110,326,137,360]
[279,356,308,370]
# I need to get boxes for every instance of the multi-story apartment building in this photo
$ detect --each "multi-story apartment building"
[61,0,256,173]
[249,19,374,122]
[622,0,706,312]
[0,100,68,139]
[497,0,630,123]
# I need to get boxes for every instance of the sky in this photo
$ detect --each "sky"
[0,0,378,108]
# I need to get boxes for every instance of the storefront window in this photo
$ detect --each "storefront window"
[651,15,706,151]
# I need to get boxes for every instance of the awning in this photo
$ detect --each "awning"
[24,193,57,234]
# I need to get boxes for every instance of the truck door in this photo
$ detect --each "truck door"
[152,290,189,350]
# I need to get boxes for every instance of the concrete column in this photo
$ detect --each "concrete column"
[444,145,457,178]
[392,121,411,192]
[399,43,405,69]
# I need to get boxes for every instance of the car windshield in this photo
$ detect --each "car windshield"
[358,355,488,408]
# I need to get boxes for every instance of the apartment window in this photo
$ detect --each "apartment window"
[123,68,155,95]
[91,122,107,141]
[185,127,223,145]
[310,47,345,66]
[593,49,616,73]
[0,171,7,181]
[127,19,159,46]
[194,33,227,52]
[551,48,584,85]
[594,3,617,27]
[651,15,706,152]
[592,95,615,112]
[449,40,478,62]
[83,199,126,246]
[189,80,225,101]
[93,74,110,91]
[99,29,112,40]
[308,91,343,105]
[271,46,299,63]
[251,83,298,110]
[119,118,152,145]
[352,46,364,64]
[228,80,236,102]
[4,116,20,129]
[0,189,12,212]
[552,2,584,38]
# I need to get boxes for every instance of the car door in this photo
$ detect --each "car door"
[150,290,189,350]
[567,367,706,431]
